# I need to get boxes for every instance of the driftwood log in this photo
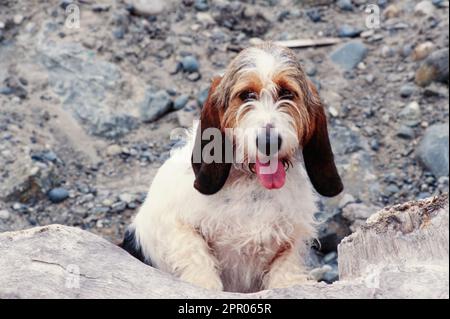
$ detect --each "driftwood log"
[0,194,448,299]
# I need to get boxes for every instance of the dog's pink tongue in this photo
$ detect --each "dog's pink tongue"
[255,158,286,189]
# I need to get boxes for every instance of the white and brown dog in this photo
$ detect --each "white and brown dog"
[121,42,343,293]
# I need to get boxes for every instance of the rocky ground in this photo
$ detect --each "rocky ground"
[0,0,448,284]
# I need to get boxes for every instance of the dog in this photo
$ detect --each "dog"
[121,42,343,293]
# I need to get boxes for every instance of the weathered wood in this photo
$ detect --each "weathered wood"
[0,194,448,299]
[274,38,341,49]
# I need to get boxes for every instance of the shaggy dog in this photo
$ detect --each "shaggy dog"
[121,42,343,293]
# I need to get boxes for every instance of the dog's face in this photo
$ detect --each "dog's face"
[192,43,343,197]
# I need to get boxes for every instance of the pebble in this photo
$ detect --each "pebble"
[0,210,10,220]
[119,193,135,204]
[197,88,209,107]
[396,126,416,139]
[129,0,166,16]
[336,0,354,11]
[194,0,209,11]
[337,25,362,38]
[309,265,333,281]
[381,45,395,58]
[386,184,400,195]
[323,252,337,264]
[399,85,415,98]
[186,72,201,82]
[13,14,24,25]
[0,21,5,29]
[174,95,190,110]
[415,49,449,87]
[111,201,127,213]
[106,144,122,156]
[330,41,368,71]
[181,55,200,73]
[414,1,435,16]
[306,8,321,22]
[412,42,435,61]
[417,124,449,178]
[140,90,173,123]
[383,4,400,18]
[48,188,70,203]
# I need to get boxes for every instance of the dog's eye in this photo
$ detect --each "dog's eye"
[278,88,295,100]
[239,90,258,102]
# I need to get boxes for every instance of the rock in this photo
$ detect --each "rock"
[336,0,354,11]
[414,1,435,16]
[181,56,199,73]
[38,42,139,138]
[194,0,209,11]
[128,0,166,16]
[412,42,435,61]
[417,124,449,178]
[396,126,416,139]
[48,188,69,203]
[330,41,368,71]
[197,88,209,107]
[415,49,449,87]
[0,195,447,298]
[174,95,189,110]
[309,265,332,281]
[186,72,201,82]
[342,202,379,221]
[306,9,321,22]
[106,144,122,156]
[399,101,421,127]
[213,4,271,37]
[13,14,24,25]
[140,90,173,123]
[0,160,58,205]
[383,4,400,18]
[399,84,415,98]
[380,45,395,58]
[0,210,10,220]
[337,25,362,38]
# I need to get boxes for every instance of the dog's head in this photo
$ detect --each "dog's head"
[192,43,343,197]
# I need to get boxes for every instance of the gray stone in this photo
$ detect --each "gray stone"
[181,56,200,73]
[0,210,10,220]
[174,95,189,110]
[414,1,435,16]
[330,41,368,71]
[417,124,449,178]
[0,195,447,298]
[399,101,421,126]
[38,42,139,138]
[48,188,69,203]
[337,25,362,38]
[129,0,166,16]
[400,84,415,98]
[396,126,416,139]
[194,0,209,11]
[342,202,379,221]
[336,0,354,11]
[140,90,173,123]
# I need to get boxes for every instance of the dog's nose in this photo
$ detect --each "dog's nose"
[256,127,282,156]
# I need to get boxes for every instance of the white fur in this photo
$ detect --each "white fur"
[131,130,318,293]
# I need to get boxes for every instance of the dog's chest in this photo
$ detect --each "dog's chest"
[197,191,297,292]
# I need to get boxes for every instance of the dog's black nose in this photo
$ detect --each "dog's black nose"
[256,127,282,156]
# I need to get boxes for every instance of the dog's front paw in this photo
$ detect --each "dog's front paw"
[180,271,224,291]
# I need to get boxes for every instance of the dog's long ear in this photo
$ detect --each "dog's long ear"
[192,77,232,195]
[302,80,343,197]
